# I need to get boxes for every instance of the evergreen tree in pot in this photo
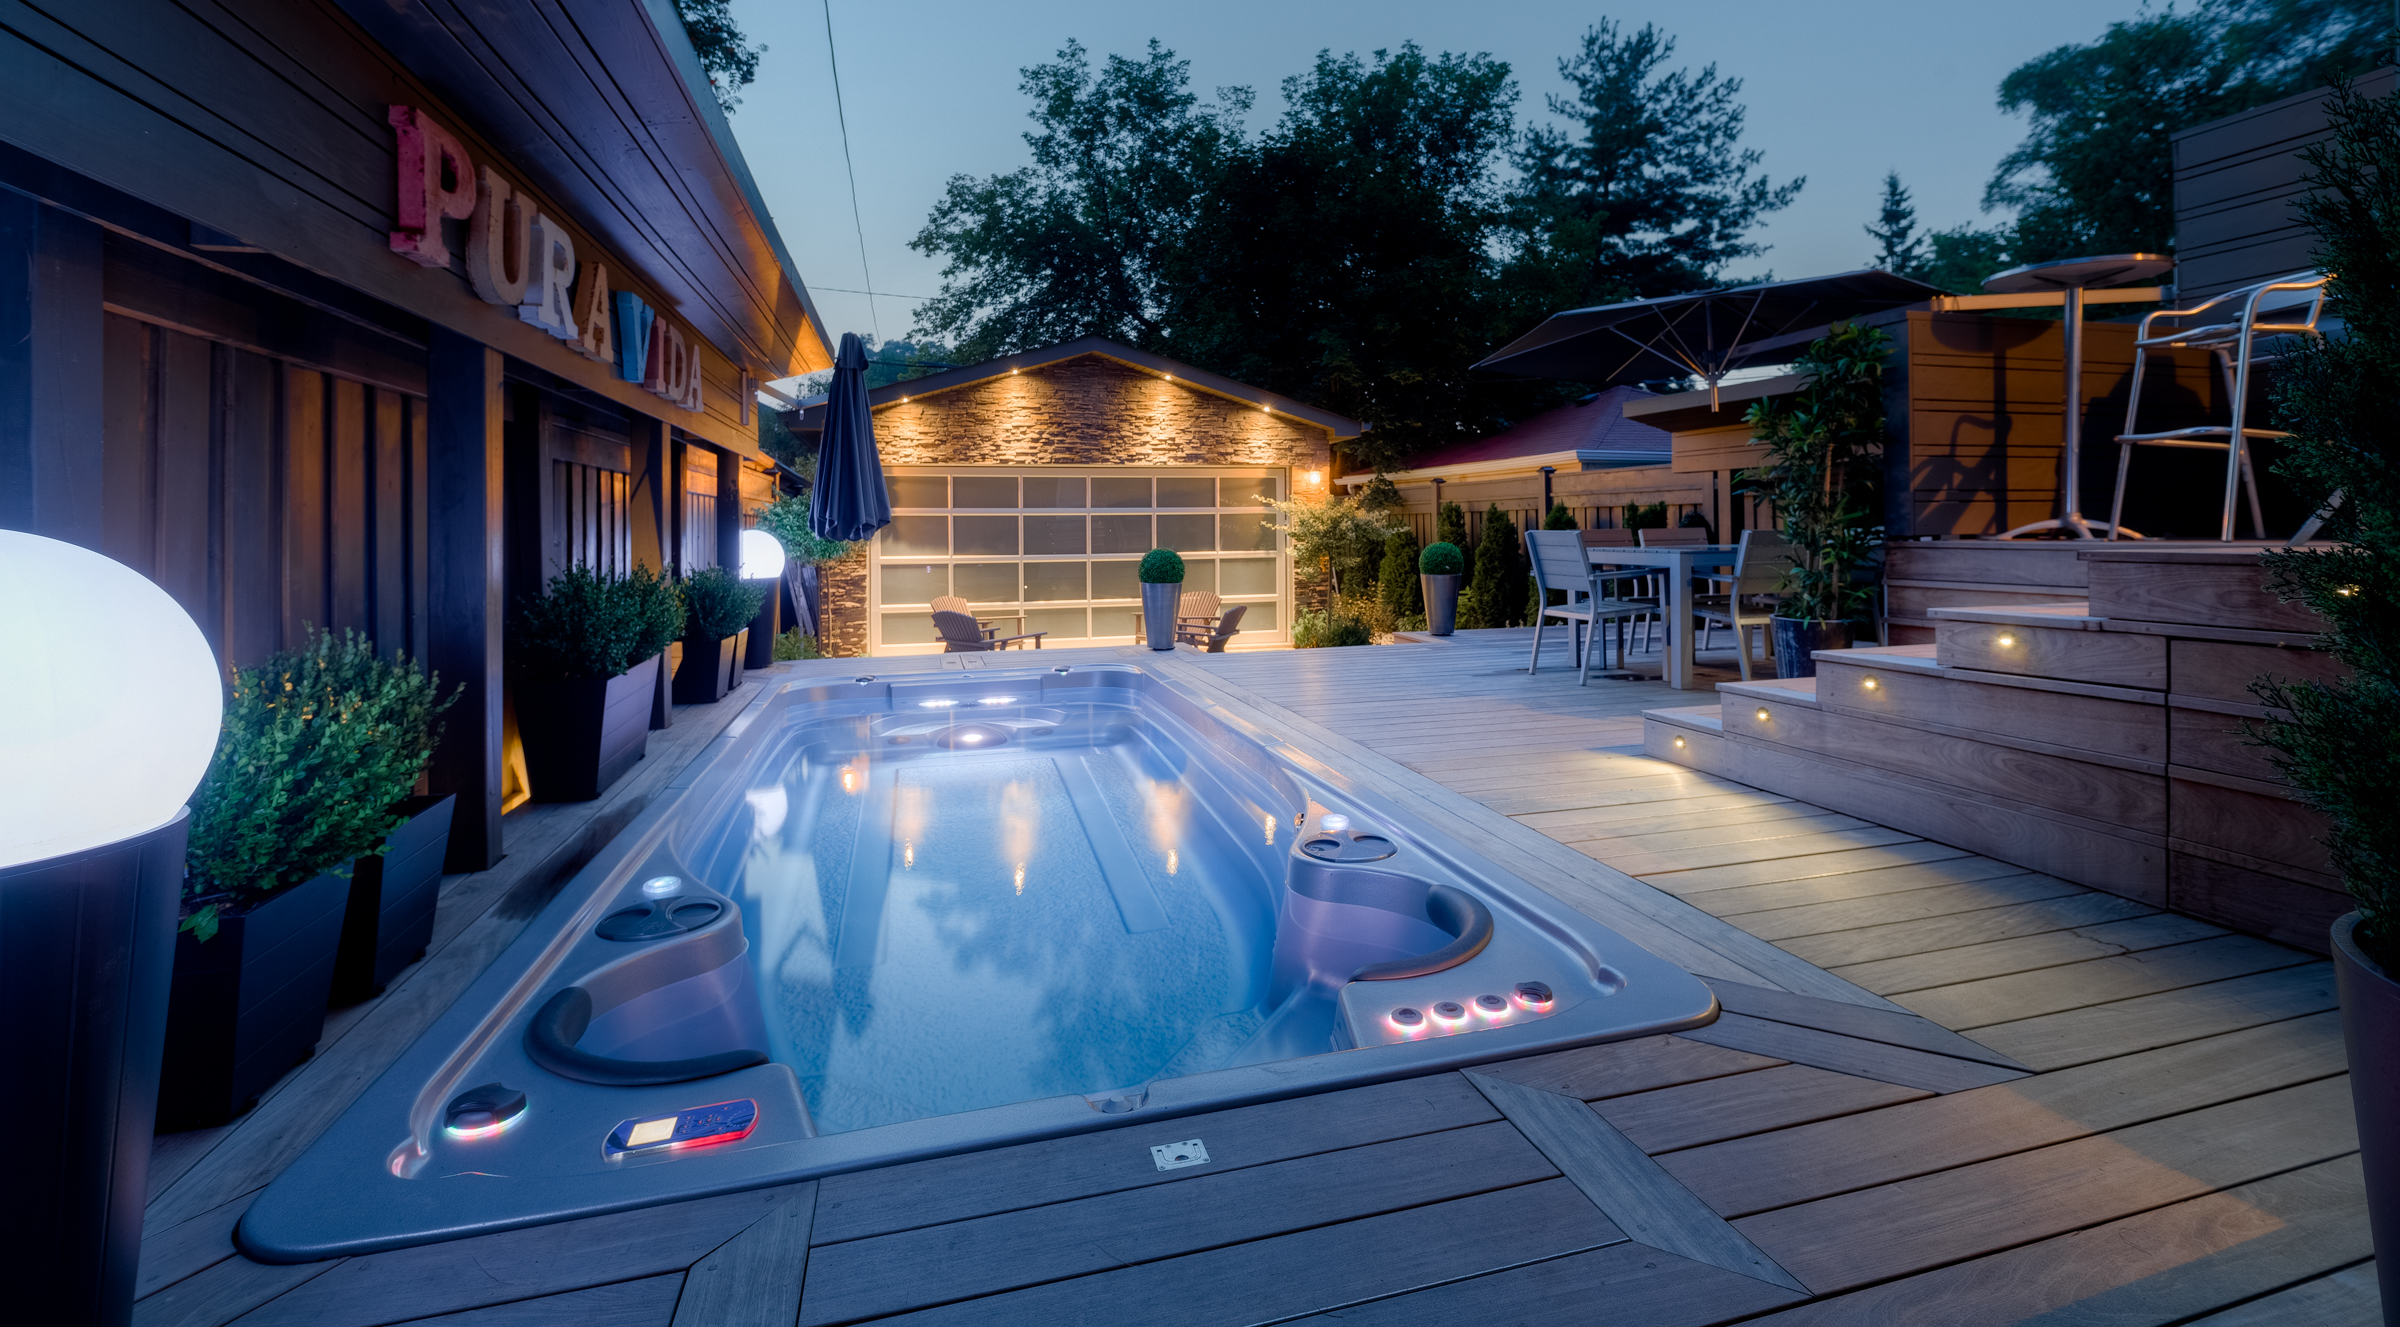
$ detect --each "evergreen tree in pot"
[675,566,767,703]
[166,629,453,1128]
[1139,548,1186,650]
[1740,323,1890,677]
[2246,86,2400,1322]
[1419,541,1465,635]
[513,565,683,801]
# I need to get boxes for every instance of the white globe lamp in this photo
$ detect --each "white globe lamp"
[737,528,787,672]
[0,530,221,1326]
[739,526,787,581]
[1,530,222,866]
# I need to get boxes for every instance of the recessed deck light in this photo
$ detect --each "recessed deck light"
[1997,634,2015,646]
[1755,707,1770,722]
[1862,677,1879,690]
[1673,736,1686,748]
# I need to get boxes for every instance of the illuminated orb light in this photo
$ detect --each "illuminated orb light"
[0,531,221,868]
[739,527,787,580]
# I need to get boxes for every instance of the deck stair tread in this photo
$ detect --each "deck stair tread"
[1717,676,1819,707]
[1926,602,2103,628]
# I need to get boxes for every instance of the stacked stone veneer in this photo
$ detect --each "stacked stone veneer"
[824,352,1335,655]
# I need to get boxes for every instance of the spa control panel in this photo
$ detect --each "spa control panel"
[604,1098,758,1159]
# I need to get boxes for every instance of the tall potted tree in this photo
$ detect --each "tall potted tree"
[513,565,682,802]
[675,566,766,702]
[2247,85,2400,1324]
[1740,322,1890,678]
[1140,549,1185,650]
[164,629,451,1128]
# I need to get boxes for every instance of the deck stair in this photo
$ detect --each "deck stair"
[1645,547,2348,951]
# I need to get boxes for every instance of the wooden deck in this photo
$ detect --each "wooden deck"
[132,634,2374,1326]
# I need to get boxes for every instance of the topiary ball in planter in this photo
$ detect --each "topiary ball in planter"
[1139,549,1185,651]
[1139,548,1187,583]
[1418,542,1465,636]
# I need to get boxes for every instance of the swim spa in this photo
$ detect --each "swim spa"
[243,663,1717,1259]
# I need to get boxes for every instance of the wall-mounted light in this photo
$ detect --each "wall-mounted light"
[1305,471,1323,486]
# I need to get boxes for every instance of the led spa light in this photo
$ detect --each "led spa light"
[1431,1001,1468,1027]
[738,527,787,580]
[1319,813,1351,834]
[1513,981,1555,1010]
[0,531,222,867]
[1387,1007,1426,1032]
[641,876,683,899]
[1475,994,1510,1014]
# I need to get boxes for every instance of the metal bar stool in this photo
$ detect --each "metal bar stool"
[2107,271,2328,541]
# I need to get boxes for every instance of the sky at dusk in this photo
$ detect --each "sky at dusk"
[724,0,2157,357]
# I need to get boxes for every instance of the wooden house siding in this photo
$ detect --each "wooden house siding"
[2171,68,2396,301]
[0,0,773,452]
[100,311,429,673]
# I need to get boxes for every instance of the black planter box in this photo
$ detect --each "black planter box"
[158,866,351,1130]
[651,640,683,730]
[744,586,779,669]
[519,654,660,802]
[673,633,739,704]
[331,794,456,1003]
[731,627,750,689]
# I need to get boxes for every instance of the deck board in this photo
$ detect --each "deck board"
[128,639,2369,1326]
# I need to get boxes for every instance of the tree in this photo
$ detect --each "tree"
[1738,324,1892,624]
[1462,504,1526,628]
[2252,85,2400,968]
[1377,525,1424,620]
[1989,0,2388,263]
[1917,225,2017,296]
[1435,500,1471,582]
[909,41,1246,362]
[1168,43,1552,473]
[1865,172,1926,274]
[1507,21,1802,307]
[671,0,762,115]
[1267,496,1398,615]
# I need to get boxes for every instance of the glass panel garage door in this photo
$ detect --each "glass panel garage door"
[870,467,1287,653]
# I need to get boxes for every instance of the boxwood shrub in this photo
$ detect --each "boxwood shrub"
[1418,542,1464,576]
[1139,548,1187,583]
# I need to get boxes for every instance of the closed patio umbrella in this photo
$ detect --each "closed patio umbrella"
[809,332,891,542]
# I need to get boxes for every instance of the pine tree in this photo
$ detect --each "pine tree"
[1464,505,1526,628]
[1864,172,1926,275]
[1436,501,1472,583]
[1378,525,1425,620]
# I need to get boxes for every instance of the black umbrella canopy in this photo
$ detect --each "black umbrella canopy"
[809,332,892,543]
[1474,269,1945,395]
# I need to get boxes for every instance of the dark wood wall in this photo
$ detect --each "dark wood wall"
[98,319,429,674]
[2172,68,2395,301]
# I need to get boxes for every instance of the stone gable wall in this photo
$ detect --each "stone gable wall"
[821,353,1335,655]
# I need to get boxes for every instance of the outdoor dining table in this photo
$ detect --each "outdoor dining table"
[1584,543,1740,690]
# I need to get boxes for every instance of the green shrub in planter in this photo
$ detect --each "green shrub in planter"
[513,564,684,682]
[1139,548,1187,583]
[181,628,453,940]
[684,565,768,641]
[1419,542,1464,576]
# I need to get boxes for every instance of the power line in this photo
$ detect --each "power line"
[811,284,938,301]
[821,0,879,341]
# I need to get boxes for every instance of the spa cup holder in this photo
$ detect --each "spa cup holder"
[1300,829,1397,863]
[526,882,769,1088]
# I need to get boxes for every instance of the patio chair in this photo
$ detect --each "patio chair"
[1176,604,1247,652]
[932,609,1044,652]
[1176,590,1222,641]
[1525,529,1651,685]
[931,594,1004,642]
[1581,528,1659,651]
[2108,270,2328,541]
[1690,529,1797,681]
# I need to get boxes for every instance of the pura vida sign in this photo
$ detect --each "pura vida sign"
[387,105,704,413]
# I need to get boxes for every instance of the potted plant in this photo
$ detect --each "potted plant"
[163,629,451,1129]
[1139,548,1186,650]
[1740,321,1890,678]
[2246,86,2400,1323]
[675,566,767,702]
[329,791,455,1004]
[513,564,682,802]
[1419,542,1465,636]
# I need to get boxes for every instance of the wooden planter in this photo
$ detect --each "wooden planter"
[330,794,455,1004]
[673,634,739,704]
[519,654,660,803]
[157,866,351,1130]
